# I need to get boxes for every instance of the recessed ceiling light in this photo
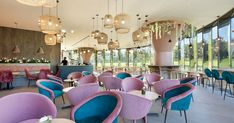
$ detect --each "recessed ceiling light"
[70,30,74,33]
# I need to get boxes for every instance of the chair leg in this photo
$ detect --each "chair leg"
[164,109,168,123]
[133,120,136,123]
[229,84,232,95]
[28,80,31,87]
[224,83,228,100]
[192,94,195,102]
[62,95,65,104]
[220,80,223,96]
[143,116,147,123]
[212,79,215,94]
[161,106,163,113]
[180,110,182,117]
[0,83,2,90]
[184,110,188,123]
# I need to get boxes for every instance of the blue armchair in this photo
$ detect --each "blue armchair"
[179,77,197,101]
[212,69,223,95]
[82,71,92,76]
[204,68,213,87]
[36,79,65,104]
[222,71,234,100]
[116,72,131,79]
[71,91,122,123]
[162,83,195,123]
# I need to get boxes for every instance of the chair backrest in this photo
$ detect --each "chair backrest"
[116,91,152,120]
[204,68,213,77]
[82,71,92,76]
[212,69,220,79]
[36,79,64,100]
[162,83,195,110]
[55,69,61,77]
[78,75,97,84]
[98,72,113,82]
[67,72,83,80]
[103,76,122,90]
[0,92,57,123]
[1,70,13,83]
[222,71,234,84]
[67,83,99,106]
[122,77,144,92]
[153,79,180,96]
[71,91,122,123]
[145,73,161,85]
[38,69,49,79]
[134,74,144,81]
[116,72,132,79]
[179,77,197,86]
[47,74,63,84]
[24,68,31,78]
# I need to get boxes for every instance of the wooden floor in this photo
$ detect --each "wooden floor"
[0,83,234,123]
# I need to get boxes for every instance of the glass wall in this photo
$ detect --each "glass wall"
[172,15,234,71]
[219,23,230,68]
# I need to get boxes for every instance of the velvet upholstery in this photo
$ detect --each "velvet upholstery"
[134,74,144,81]
[36,79,64,101]
[25,68,38,87]
[103,76,122,90]
[0,70,13,89]
[222,71,234,100]
[116,72,132,79]
[122,77,144,92]
[153,79,180,96]
[38,69,51,79]
[145,73,161,90]
[67,83,99,106]
[71,91,122,123]
[0,92,56,123]
[77,75,97,85]
[47,74,63,84]
[180,77,197,86]
[67,72,83,80]
[204,68,213,77]
[98,71,113,86]
[162,83,195,110]
[212,69,223,80]
[82,71,92,76]
[117,91,152,123]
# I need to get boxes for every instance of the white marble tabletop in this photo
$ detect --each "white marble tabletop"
[128,90,159,101]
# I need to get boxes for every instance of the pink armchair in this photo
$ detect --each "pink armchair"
[122,77,144,92]
[24,68,38,87]
[103,76,122,90]
[145,73,161,91]
[153,79,180,96]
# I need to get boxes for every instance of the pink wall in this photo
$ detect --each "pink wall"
[152,28,177,65]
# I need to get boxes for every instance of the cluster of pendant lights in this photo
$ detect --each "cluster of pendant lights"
[91,0,130,50]
[132,14,150,43]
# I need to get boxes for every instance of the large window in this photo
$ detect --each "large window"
[105,50,111,68]
[97,51,104,70]
[203,30,211,69]
[120,49,126,67]
[219,23,230,68]
[184,38,190,70]
[212,26,219,68]
[180,40,185,69]
[231,18,234,68]
[112,50,119,67]
[197,32,203,71]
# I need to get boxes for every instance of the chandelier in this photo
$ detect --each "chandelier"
[38,0,61,34]
[114,0,130,34]
[37,47,45,54]
[78,47,95,64]
[104,0,113,29]
[108,31,119,50]
[90,17,96,38]
[12,45,21,54]
[93,14,101,39]
[56,30,66,43]
[132,15,144,43]
[45,34,56,45]
[16,0,57,8]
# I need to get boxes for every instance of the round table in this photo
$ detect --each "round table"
[64,79,75,86]
[37,118,75,123]
[63,87,74,93]
[128,90,159,101]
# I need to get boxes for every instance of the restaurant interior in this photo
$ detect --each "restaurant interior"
[0,0,234,123]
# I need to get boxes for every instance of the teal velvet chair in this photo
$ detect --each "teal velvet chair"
[222,71,234,100]
[71,91,122,123]
[116,72,132,80]
[162,83,195,123]
[204,68,213,87]
[82,71,92,76]
[179,77,197,101]
[36,79,65,104]
[212,69,223,95]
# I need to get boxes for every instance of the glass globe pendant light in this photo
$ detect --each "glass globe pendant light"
[90,17,96,38]
[132,15,144,42]
[104,0,113,28]
[114,0,130,34]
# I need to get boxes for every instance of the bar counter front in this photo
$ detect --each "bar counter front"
[59,65,93,80]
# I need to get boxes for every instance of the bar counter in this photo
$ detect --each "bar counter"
[59,65,93,80]
[148,65,180,79]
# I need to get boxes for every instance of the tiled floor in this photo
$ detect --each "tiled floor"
[0,83,234,123]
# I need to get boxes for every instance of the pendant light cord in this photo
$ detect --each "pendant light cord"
[115,0,117,15]
[122,0,124,14]
[92,17,95,30]
[107,0,109,14]
[96,14,99,30]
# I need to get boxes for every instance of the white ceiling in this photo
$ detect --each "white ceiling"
[0,0,233,50]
